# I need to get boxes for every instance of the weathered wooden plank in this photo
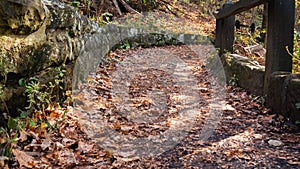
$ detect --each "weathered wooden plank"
[215,0,267,19]
[264,0,295,94]
[215,2,235,55]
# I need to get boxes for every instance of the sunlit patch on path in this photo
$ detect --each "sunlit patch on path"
[73,44,226,160]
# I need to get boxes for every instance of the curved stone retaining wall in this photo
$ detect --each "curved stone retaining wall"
[0,0,215,126]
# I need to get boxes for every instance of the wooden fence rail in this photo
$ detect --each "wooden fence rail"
[215,0,267,20]
[215,0,300,120]
[215,0,295,95]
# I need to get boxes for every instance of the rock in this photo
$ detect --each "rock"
[0,0,100,123]
[267,72,300,121]
[244,44,266,58]
[0,0,46,35]
[268,139,283,146]
[222,53,265,96]
[286,75,300,121]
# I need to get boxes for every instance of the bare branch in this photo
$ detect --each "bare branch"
[112,0,122,15]
[118,0,140,14]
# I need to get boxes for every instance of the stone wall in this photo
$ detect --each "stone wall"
[222,53,265,96]
[0,0,100,122]
[267,72,300,121]
[222,54,300,121]
[0,0,213,126]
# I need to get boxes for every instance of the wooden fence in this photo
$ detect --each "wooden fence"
[215,0,295,94]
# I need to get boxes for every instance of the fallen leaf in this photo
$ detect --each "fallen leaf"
[0,157,9,169]
[12,149,35,168]
[0,156,9,168]
[260,114,276,123]
[18,130,28,142]
[76,141,94,153]
[41,134,52,150]
[223,104,236,111]
[62,138,76,148]
[288,160,300,165]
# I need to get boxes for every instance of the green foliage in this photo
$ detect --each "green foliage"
[68,0,93,18]
[7,117,17,130]
[225,53,233,66]
[0,127,18,158]
[1,66,67,160]
[98,12,113,26]
[68,0,80,8]
[229,74,238,86]
[102,12,113,22]
[24,77,46,111]
[119,40,131,50]
[7,111,36,131]
[23,67,66,112]
[296,103,300,109]
[292,30,300,73]
[181,0,190,4]
[234,28,265,47]
[156,39,165,46]
[285,30,300,73]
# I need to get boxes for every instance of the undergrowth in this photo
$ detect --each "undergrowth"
[0,66,70,165]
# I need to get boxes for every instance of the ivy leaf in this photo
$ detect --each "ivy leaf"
[18,78,26,87]
[7,117,17,129]
[20,111,27,118]
[29,119,36,128]
[296,103,300,109]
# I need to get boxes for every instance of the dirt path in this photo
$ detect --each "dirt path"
[7,45,300,169]
[6,45,300,169]
[70,45,300,168]
[5,1,300,168]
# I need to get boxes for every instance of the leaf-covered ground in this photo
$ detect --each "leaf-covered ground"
[1,1,300,168]
[3,44,299,168]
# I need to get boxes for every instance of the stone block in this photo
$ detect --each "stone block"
[222,53,265,96]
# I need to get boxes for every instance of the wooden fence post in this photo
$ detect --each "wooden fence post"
[215,2,235,56]
[264,0,295,95]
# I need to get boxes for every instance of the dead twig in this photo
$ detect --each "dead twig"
[1,97,9,118]
[96,0,107,16]
[118,0,140,14]
[112,0,122,15]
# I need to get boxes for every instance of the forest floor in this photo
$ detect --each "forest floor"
[7,45,300,169]
[2,0,300,168]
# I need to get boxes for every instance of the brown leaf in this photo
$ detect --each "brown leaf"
[76,141,94,154]
[225,149,243,158]
[288,160,300,165]
[0,156,9,169]
[57,149,78,166]
[0,137,6,144]
[12,149,35,168]
[18,130,28,142]
[223,104,236,111]
[260,114,276,123]
[41,134,52,150]
[62,138,76,148]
